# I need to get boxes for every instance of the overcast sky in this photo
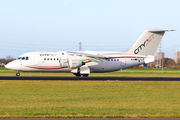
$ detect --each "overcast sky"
[0,0,179,58]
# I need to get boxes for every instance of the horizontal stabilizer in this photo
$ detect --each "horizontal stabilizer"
[144,55,154,64]
[148,29,175,33]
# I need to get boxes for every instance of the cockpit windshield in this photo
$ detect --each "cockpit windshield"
[17,56,29,60]
[22,57,25,60]
[17,57,22,60]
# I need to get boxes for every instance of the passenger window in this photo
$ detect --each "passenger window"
[47,58,49,60]
[117,59,119,61]
[62,53,64,55]
[54,58,55,60]
[111,59,113,61]
[114,59,116,61]
[26,57,29,60]
[51,58,52,60]
[44,58,46,60]
[57,58,59,60]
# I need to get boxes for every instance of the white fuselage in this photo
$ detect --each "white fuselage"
[5,51,150,73]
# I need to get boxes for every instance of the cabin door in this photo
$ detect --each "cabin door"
[33,54,39,66]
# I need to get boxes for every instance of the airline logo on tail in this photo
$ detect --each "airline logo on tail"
[134,34,154,54]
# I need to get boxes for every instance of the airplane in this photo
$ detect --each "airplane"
[5,29,173,77]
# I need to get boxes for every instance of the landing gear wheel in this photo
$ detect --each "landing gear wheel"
[76,74,81,77]
[82,74,89,77]
[73,73,81,77]
[16,72,20,76]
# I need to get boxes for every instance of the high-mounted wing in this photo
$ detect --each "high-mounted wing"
[66,51,109,61]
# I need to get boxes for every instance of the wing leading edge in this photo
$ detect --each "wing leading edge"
[66,51,109,61]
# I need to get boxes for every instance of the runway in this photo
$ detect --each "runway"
[0,76,180,81]
[1,118,179,120]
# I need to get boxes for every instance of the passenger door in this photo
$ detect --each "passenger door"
[33,54,39,66]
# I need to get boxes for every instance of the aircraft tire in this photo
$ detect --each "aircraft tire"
[16,73,20,76]
[76,75,81,77]
[82,74,89,77]
[73,73,81,77]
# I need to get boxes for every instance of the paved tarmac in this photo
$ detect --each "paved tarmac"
[0,118,179,120]
[0,76,180,81]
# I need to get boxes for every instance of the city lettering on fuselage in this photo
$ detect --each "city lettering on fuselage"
[40,54,57,56]
[134,34,154,54]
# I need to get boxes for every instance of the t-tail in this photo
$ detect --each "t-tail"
[125,29,174,56]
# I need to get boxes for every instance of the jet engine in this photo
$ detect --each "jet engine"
[68,59,85,68]
[59,59,69,68]
[60,59,85,68]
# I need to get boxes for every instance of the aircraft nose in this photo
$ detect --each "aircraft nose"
[5,63,11,69]
[5,60,20,71]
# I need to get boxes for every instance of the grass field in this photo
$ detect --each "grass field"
[0,81,180,118]
[1,67,180,118]
[1,67,180,77]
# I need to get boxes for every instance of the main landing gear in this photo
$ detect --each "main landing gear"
[73,73,89,77]
[82,74,89,77]
[73,67,89,77]
[16,71,20,76]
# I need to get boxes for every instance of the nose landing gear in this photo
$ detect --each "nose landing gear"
[16,71,20,76]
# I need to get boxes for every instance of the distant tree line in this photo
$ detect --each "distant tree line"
[134,58,180,69]
[0,56,15,67]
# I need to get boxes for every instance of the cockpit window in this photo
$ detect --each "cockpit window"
[17,57,22,60]
[17,56,29,60]
[22,57,25,60]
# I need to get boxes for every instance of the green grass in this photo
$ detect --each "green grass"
[0,81,180,118]
[2,67,180,77]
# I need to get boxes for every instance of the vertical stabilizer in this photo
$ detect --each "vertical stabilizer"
[125,29,173,56]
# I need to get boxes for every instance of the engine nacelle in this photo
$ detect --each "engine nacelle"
[60,59,69,68]
[59,59,85,68]
[69,59,84,68]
